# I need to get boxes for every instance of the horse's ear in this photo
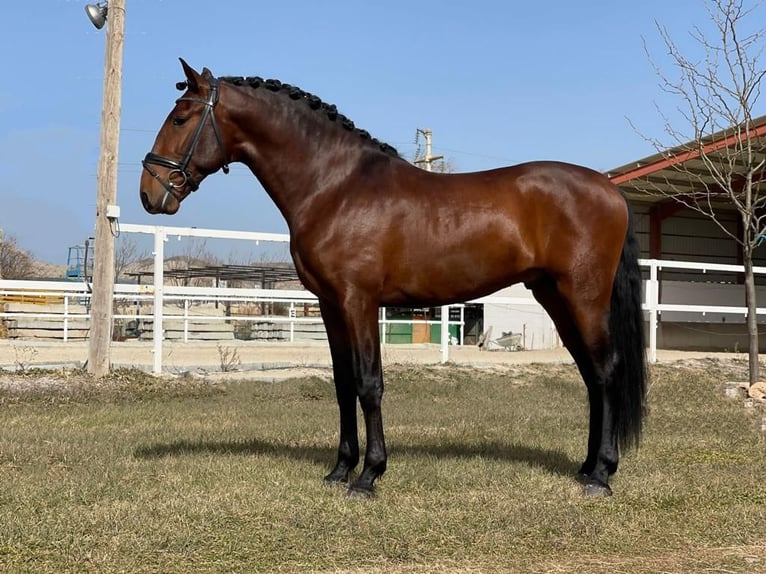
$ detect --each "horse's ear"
[201,67,215,80]
[179,58,201,93]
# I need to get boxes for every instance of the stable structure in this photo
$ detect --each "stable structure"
[607,115,766,351]
[126,263,301,288]
[608,114,766,269]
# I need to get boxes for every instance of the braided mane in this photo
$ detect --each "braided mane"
[208,76,399,157]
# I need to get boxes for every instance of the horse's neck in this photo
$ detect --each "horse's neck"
[228,90,365,225]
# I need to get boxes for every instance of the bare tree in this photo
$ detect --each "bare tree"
[0,234,35,280]
[165,238,220,285]
[636,0,766,385]
[163,238,222,309]
[114,236,149,281]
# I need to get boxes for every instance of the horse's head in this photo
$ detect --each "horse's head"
[140,59,230,214]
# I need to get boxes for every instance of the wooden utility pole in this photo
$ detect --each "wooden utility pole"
[88,0,125,377]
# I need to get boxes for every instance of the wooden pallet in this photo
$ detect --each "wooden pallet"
[0,293,65,306]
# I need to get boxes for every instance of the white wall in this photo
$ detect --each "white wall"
[481,284,560,350]
[482,278,766,352]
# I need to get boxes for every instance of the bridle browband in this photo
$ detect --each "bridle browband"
[142,77,230,210]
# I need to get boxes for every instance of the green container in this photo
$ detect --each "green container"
[385,323,412,344]
[429,323,459,344]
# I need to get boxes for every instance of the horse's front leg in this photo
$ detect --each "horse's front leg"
[342,299,387,497]
[320,296,387,496]
[320,301,359,485]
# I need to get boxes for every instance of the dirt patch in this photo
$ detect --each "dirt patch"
[1,341,762,399]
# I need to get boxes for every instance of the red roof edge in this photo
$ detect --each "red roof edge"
[608,115,766,185]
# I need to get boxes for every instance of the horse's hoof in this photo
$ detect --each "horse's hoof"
[575,473,590,485]
[583,480,613,497]
[346,485,376,499]
[323,477,347,489]
[323,471,349,486]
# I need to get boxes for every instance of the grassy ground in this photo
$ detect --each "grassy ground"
[0,360,764,573]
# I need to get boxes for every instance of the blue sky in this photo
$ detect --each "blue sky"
[1,0,763,264]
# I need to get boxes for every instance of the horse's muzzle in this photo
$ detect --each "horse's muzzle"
[140,190,157,214]
[140,188,178,215]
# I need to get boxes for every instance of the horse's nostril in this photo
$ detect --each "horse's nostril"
[140,190,156,213]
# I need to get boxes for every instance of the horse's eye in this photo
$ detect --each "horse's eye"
[172,117,187,126]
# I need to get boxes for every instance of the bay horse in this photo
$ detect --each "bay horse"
[140,59,647,497]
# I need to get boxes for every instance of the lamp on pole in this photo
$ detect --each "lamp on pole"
[86,0,125,377]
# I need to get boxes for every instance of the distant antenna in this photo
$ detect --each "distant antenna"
[413,128,444,172]
[413,130,423,163]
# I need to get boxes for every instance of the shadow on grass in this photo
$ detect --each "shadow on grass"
[395,441,579,477]
[134,438,333,467]
[134,438,578,477]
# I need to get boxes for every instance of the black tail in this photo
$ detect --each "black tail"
[608,207,648,450]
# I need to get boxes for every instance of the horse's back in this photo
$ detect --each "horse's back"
[352,160,632,304]
[391,159,629,255]
[445,160,624,205]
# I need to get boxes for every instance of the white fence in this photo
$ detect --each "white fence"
[641,258,766,363]
[2,223,766,373]
[0,278,466,372]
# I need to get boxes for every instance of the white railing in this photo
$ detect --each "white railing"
[640,258,766,363]
[3,223,766,373]
[0,279,468,373]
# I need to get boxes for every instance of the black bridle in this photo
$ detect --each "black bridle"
[142,77,230,210]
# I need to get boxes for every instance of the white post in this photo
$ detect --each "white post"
[63,295,69,342]
[440,304,449,363]
[647,261,659,364]
[289,301,295,342]
[152,227,165,374]
[183,299,189,343]
[380,307,386,346]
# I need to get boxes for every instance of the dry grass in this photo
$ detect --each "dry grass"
[0,360,764,573]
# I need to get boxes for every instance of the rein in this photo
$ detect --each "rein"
[142,77,230,209]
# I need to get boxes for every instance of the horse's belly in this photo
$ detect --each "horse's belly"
[380,259,540,307]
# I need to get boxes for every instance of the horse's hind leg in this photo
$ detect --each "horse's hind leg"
[529,275,617,496]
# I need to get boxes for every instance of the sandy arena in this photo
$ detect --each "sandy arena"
[0,339,746,379]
